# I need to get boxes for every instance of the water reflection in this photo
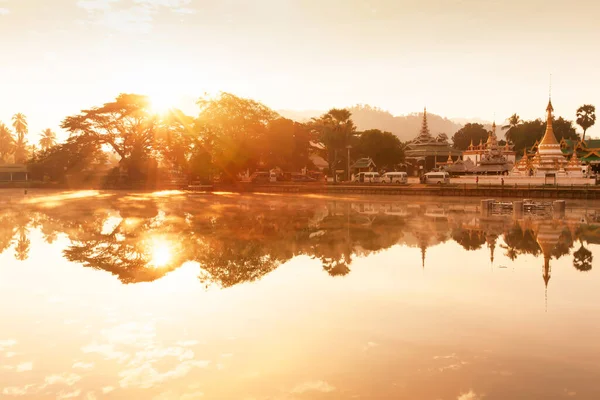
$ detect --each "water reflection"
[0,192,597,289]
[2,192,600,399]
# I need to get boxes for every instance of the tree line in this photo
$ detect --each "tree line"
[6,93,597,185]
[0,113,57,163]
[26,93,404,186]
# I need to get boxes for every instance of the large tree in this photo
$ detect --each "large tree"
[451,123,488,150]
[11,113,28,163]
[0,122,15,162]
[195,92,278,181]
[576,104,596,141]
[61,93,159,182]
[39,128,57,151]
[261,118,312,171]
[311,108,356,182]
[28,134,107,184]
[502,113,522,143]
[154,108,196,174]
[352,129,404,169]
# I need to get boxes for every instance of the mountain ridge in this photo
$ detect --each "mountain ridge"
[278,106,499,142]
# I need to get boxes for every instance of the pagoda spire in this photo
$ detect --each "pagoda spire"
[540,98,559,145]
[543,254,551,312]
[420,107,431,137]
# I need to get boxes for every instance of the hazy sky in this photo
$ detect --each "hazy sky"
[1,0,599,142]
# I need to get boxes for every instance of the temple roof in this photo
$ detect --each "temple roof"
[405,146,462,157]
[411,107,435,145]
[351,157,376,169]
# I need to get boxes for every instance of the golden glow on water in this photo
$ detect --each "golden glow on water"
[1,191,600,399]
[147,237,173,268]
[20,190,109,205]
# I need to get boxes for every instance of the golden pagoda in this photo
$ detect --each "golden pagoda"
[529,99,583,176]
[512,148,531,175]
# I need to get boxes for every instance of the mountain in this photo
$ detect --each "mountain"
[278,106,502,142]
[277,109,322,122]
[347,105,464,142]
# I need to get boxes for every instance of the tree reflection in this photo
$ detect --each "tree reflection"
[573,242,593,272]
[0,195,597,289]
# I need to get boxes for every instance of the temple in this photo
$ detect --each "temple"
[473,122,514,174]
[463,122,516,166]
[445,121,514,175]
[559,138,597,174]
[512,99,584,177]
[405,108,462,175]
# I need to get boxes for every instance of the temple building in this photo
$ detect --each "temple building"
[472,122,514,174]
[559,138,597,174]
[405,108,462,175]
[513,99,584,176]
[463,122,516,166]
[445,122,514,175]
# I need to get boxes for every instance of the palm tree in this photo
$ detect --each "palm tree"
[28,144,38,159]
[576,104,596,141]
[502,114,522,143]
[14,228,31,261]
[311,108,356,183]
[0,122,15,163]
[39,128,57,151]
[11,113,28,164]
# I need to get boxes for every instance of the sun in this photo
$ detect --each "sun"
[148,92,178,115]
[148,237,174,268]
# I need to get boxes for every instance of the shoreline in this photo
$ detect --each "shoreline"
[2,182,600,200]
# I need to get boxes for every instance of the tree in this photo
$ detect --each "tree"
[28,134,107,184]
[260,118,312,171]
[154,108,195,174]
[39,128,57,151]
[195,92,278,181]
[502,113,522,143]
[61,94,159,182]
[311,108,356,182]
[576,104,596,141]
[0,122,15,162]
[11,113,28,163]
[352,129,404,169]
[451,123,488,150]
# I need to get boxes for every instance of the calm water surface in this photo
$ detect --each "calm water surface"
[1,190,600,400]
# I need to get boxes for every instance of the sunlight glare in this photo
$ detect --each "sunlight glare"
[148,237,173,268]
[148,92,178,115]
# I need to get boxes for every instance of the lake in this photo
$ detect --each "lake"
[1,190,599,400]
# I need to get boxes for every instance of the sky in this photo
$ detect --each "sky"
[1,0,599,143]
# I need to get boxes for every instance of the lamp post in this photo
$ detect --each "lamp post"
[346,145,352,182]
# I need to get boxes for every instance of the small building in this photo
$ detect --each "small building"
[560,138,600,174]
[351,157,376,173]
[0,164,28,182]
